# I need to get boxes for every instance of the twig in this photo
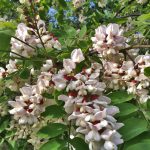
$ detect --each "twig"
[125,51,135,64]
[0,50,26,58]
[117,13,141,18]
[120,45,150,51]
[30,1,47,52]
[12,36,36,50]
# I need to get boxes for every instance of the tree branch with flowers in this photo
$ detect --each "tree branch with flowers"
[0,0,150,150]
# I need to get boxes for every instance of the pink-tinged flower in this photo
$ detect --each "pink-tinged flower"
[91,25,106,43]
[0,67,6,78]
[73,0,85,8]
[56,60,123,149]
[106,24,120,36]
[63,59,76,73]
[91,23,126,56]
[8,85,47,125]
[41,59,53,72]
[71,49,85,63]
[85,129,101,142]
[52,72,67,91]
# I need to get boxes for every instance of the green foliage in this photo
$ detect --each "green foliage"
[0,0,150,150]
[42,105,66,119]
[116,103,138,117]
[19,68,30,79]
[108,90,135,104]
[126,142,150,150]
[70,137,89,150]
[119,118,148,141]
[40,139,67,150]
[144,67,150,77]
[0,116,9,133]
[37,123,67,139]
[79,25,87,39]
[0,29,13,51]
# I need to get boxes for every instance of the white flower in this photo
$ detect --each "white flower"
[85,129,101,142]
[91,23,125,56]
[63,59,76,73]
[0,67,6,78]
[73,0,85,8]
[137,0,147,4]
[41,59,53,72]
[71,49,85,63]
[6,60,18,73]
[98,0,108,8]
[104,141,117,150]
[8,85,46,125]
[52,73,67,90]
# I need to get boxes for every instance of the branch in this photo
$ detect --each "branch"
[0,50,26,59]
[120,45,150,51]
[12,36,36,50]
[30,2,47,52]
[117,13,141,18]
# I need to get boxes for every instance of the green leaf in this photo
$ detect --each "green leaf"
[123,131,150,149]
[144,67,150,77]
[37,123,67,139]
[0,96,8,103]
[42,105,66,119]
[58,0,67,8]
[0,116,9,133]
[79,25,87,38]
[40,139,67,150]
[0,21,16,30]
[42,92,53,99]
[108,90,135,104]
[57,52,70,61]
[0,29,14,50]
[19,68,30,79]
[126,142,150,150]
[119,118,148,141]
[70,137,89,150]
[116,103,138,117]
[67,27,77,37]
[138,13,150,22]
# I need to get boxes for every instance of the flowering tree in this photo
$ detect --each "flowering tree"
[0,0,150,150]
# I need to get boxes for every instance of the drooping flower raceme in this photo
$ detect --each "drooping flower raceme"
[8,59,54,124]
[53,49,123,150]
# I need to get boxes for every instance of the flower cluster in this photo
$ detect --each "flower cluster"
[91,23,150,103]
[123,54,150,103]
[103,57,150,103]
[3,0,150,149]
[19,0,40,5]
[8,85,46,124]
[11,20,61,58]
[8,59,54,124]
[91,24,126,57]
[51,49,124,150]
[6,39,124,149]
